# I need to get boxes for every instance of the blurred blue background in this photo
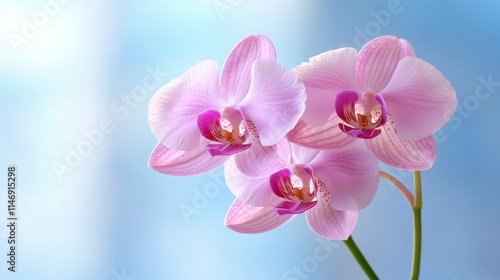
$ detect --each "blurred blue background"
[0,0,498,279]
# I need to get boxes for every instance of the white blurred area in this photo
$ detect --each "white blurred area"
[0,1,118,279]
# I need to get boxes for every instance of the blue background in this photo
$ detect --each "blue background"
[0,0,498,279]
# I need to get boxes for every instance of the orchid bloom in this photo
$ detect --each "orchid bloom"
[289,36,457,170]
[224,143,379,240]
[148,35,306,176]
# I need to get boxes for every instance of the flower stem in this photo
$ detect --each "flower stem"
[411,171,422,280]
[343,236,379,280]
[379,171,414,206]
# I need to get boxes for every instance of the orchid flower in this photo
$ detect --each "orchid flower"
[289,35,457,170]
[224,142,379,240]
[148,35,306,176]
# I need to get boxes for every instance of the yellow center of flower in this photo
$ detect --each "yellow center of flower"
[221,130,241,143]
[357,113,371,128]
[292,187,306,200]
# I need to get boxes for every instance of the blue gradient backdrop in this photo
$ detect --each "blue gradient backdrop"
[1,0,499,279]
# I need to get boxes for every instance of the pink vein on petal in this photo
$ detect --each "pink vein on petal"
[306,183,359,240]
[224,198,295,234]
[220,35,276,105]
[365,116,437,170]
[356,36,405,93]
[148,142,228,176]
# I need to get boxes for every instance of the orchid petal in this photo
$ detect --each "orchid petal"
[338,123,382,139]
[206,143,251,156]
[311,143,380,210]
[149,60,226,150]
[274,200,318,215]
[356,36,409,93]
[269,168,293,199]
[335,90,359,123]
[379,57,458,140]
[366,118,437,170]
[148,143,227,176]
[293,48,358,126]
[287,114,356,151]
[197,109,222,142]
[375,93,388,125]
[220,35,276,105]
[235,124,291,178]
[304,166,317,193]
[224,157,274,207]
[239,59,306,146]
[290,144,321,164]
[399,39,416,57]
[224,198,295,234]
[306,184,358,240]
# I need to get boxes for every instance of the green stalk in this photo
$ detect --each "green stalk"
[343,236,379,280]
[411,171,422,280]
[380,171,414,206]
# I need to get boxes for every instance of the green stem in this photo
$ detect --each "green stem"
[343,236,379,280]
[380,171,414,206]
[411,171,422,280]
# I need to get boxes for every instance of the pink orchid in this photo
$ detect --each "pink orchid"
[148,35,306,176]
[224,143,379,240]
[290,36,457,170]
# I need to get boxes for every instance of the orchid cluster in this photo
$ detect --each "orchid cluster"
[148,34,457,278]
